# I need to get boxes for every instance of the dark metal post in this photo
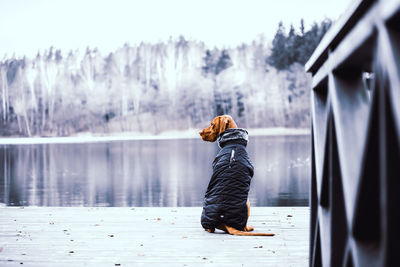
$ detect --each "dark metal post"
[306,0,400,266]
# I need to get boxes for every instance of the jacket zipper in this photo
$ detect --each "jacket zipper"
[229,149,235,167]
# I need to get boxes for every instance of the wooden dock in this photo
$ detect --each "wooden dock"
[0,207,309,266]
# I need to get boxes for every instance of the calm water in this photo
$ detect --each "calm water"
[0,135,310,207]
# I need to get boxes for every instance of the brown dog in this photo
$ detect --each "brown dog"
[199,115,274,236]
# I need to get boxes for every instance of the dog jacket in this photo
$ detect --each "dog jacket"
[201,128,254,231]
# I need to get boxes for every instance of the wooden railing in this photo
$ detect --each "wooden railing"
[305,0,400,266]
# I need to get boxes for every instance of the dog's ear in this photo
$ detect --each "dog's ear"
[218,116,230,136]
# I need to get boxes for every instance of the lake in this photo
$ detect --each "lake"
[0,135,310,207]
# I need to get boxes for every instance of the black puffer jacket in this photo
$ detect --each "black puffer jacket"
[201,128,254,231]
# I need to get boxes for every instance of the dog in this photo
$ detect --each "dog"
[199,115,274,236]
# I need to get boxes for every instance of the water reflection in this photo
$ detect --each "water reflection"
[0,136,310,207]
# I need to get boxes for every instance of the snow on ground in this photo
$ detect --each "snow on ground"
[0,128,310,145]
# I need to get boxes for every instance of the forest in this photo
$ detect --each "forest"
[0,20,331,136]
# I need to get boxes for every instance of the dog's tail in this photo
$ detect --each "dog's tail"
[224,225,275,236]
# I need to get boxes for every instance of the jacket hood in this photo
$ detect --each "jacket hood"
[218,128,249,148]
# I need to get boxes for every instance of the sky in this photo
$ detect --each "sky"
[0,0,352,59]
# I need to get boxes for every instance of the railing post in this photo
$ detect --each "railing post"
[306,0,400,266]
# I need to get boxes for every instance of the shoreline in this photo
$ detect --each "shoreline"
[0,127,310,145]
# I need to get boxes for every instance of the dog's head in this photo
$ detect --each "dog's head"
[199,115,238,142]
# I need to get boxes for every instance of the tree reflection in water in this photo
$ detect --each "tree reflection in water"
[0,136,310,207]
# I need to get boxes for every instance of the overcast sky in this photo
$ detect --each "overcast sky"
[1,0,352,58]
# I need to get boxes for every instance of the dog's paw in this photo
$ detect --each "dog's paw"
[204,228,215,233]
[245,225,254,232]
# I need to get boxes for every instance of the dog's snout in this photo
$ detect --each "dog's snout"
[199,125,217,142]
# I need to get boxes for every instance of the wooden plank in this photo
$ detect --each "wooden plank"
[0,207,309,266]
